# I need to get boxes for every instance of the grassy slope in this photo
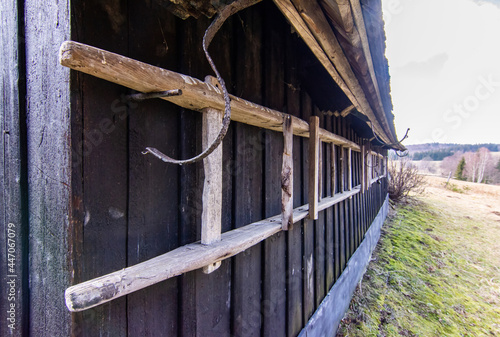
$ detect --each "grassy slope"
[336,197,500,336]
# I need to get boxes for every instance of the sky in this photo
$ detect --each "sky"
[382,0,500,145]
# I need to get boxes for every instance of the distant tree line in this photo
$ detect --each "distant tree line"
[412,150,454,161]
[411,143,499,161]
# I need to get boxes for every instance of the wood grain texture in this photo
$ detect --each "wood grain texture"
[231,6,263,336]
[262,6,287,333]
[282,115,294,230]
[290,0,391,142]
[0,0,28,335]
[125,4,180,335]
[201,107,223,273]
[286,32,304,336]
[24,0,73,335]
[308,116,320,220]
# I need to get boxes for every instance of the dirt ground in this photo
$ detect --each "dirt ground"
[424,175,500,221]
[422,175,500,266]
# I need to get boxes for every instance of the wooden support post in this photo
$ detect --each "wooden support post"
[347,148,352,191]
[331,143,336,196]
[308,116,320,220]
[361,144,366,193]
[281,115,294,230]
[339,145,345,193]
[366,144,372,188]
[201,103,223,274]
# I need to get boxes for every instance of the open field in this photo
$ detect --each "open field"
[337,176,500,336]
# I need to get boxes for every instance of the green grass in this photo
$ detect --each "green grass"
[336,199,500,337]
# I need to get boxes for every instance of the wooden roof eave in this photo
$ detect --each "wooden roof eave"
[273,0,399,147]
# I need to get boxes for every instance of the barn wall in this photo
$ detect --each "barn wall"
[0,0,29,336]
[0,0,390,336]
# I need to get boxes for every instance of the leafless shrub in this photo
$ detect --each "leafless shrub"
[388,158,426,203]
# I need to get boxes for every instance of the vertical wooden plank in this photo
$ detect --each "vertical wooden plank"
[349,190,355,257]
[74,1,129,335]
[232,5,263,336]
[330,144,336,196]
[126,3,179,335]
[177,16,205,337]
[361,144,365,192]
[282,115,294,231]
[0,0,29,335]
[342,146,351,261]
[262,2,286,334]
[24,0,73,335]
[325,159,335,290]
[339,201,346,273]
[301,93,315,323]
[315,210,326,309]
[285,32,303,336]
[308,116,320,220]
[346,145,354,257]
[338,145,345,193]
[316,113,326,308]
[347,148,352,191]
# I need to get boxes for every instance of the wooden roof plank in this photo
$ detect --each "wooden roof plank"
[275,0,392,144]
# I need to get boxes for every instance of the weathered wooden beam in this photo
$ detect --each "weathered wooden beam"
[201,107,223,274]
[65,185,361,312]
[339,145,345,193]
[367,145,372,187]
[308,116,320,220]
[340,105,356,117]
[360,144,366,193]
[348,0,385,120]
[281,115,294,230]
[274,0,391,145]
[59,41,360,151]
[347,147,352,191]
[323,0,394,144]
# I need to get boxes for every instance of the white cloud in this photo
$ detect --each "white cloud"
[383,0,500,145]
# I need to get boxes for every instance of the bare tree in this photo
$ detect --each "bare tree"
[464,151,479,182]
[464,148,491,183]
[388,158,426,202]
[476,147,491,183]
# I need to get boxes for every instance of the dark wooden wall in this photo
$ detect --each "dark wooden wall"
[1,0,389,336]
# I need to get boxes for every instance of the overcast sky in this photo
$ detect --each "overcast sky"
[382,0,500,145]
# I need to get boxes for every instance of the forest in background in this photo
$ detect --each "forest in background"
[391,143,500,185]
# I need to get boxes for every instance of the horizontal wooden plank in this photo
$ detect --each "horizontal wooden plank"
[65,185,361,312]
[59,41,359,151]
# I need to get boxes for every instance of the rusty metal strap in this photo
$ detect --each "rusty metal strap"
[145,0,262,165]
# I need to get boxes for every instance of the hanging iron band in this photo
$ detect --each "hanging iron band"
[144,0,262,165]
